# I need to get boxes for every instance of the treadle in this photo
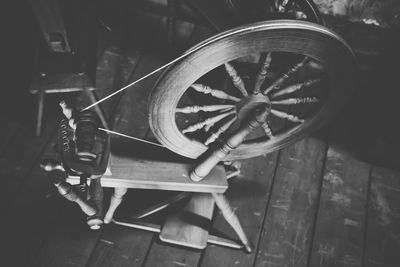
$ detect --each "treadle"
[66,154,228,193]
[160,193,215,249]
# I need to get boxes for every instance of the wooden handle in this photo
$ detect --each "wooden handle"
[86,177,104,230]
[40,160,65,172]
[103,187,128,224]
[190,105,269,182]
[54,181,96,216]
[212,193,253,253]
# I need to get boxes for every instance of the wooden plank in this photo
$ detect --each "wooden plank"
[91,47,141,119]
[111,53,163,138]
[30,201,102,267]
[309,147,370,267]
[254,138,326,267]
[160,193,215,249]
[86,222,154,267]
[144,242,202,267]
[74,46,141,124]
[66,158,227,193]
[200,152,279,267]
[364,166,400,267]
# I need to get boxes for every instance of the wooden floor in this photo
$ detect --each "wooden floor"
[1,11,400,267]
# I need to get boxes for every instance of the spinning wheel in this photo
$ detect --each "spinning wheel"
[41,13,359,252]
[149,20,358,160]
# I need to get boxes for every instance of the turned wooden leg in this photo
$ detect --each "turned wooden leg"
[54,180,97,216]
[40,160,97,216]
[212,193,253,253]
[87,177,104,230]
[103,187,128,224]
[36,88,45,137]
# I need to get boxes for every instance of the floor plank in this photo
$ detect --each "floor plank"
[144,241,202,267]
[364,166,400,267]
[309,147,370,267]
[89,46,141,121]
[254,138,326,267]
[87,218,154,267]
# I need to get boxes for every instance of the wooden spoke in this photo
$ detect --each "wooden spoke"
[270,109,304,123]
[261,122,274,139]
[263,57,308,95]
[271,97,319,105]
[204,115,237,145]
[176,104,235,113]
[182,110,236,134]
[253,53,272,94]
[224,63,248,97]
[191,84,241,102]
[271,78,320,98]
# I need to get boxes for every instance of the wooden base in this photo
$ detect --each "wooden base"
[66,155,250,251]
[160,193,215,249]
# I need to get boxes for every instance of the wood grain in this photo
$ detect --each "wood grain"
[144,241,202,267]
[87,223,154,267]
[309,147,370,267]
[254,138,326,267]
[364,167,400,267]
[67,158,227,193]
[160,193,214,249]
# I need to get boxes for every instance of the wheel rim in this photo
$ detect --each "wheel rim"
[149,20,358,160]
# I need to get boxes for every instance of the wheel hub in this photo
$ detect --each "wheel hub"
[236,94,271,121]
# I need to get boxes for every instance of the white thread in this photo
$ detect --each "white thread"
[99,128,165,148]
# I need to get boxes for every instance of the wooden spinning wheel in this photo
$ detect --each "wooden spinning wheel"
[149,20,358,160]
